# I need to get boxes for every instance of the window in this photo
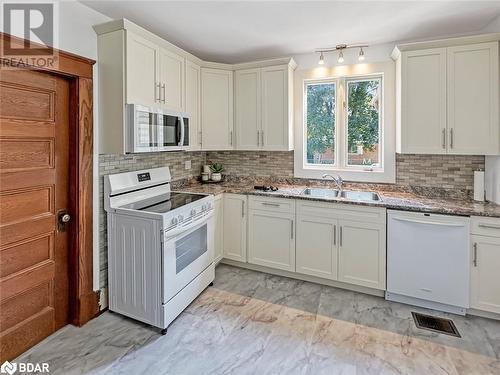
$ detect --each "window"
[300,73,389,181]
[305,82,336,165]
[346,78,381,168]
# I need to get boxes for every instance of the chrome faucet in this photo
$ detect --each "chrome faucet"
[322,174,344,192]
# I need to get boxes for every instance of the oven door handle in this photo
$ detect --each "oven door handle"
[164,210,213,240]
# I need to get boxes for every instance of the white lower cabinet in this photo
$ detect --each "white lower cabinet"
[338,220,386,290]
[222,194,247,262]
[296,215,338,280]
[296,201,386,291]
[247,197,295,272]
[213,195,223,264]
[470,216,500,314]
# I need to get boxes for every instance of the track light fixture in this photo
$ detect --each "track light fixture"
[316,44,368,65]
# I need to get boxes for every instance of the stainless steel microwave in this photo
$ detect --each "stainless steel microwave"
[126,104,190,153]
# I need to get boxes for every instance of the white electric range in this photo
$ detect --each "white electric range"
[104,167,215,334]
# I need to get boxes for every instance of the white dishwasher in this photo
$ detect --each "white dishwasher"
[387,210,470,315]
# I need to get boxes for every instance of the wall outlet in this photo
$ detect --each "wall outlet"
[185,160,191,170]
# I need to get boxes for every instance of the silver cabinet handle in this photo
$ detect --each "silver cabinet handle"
[199,131,202,146]
[261,130,264,146]
[257,130,260,146]
[333,225,336,246]
[291,220,294,239]
[230,130,233,146]
[339,226,343,247]
[450,128,454,149]
[155,83,161,102]
[161,83,166,103]
[241,200,245,218]
[473,242,478,267]
[262,202,280,207]
[478,223,500,230]
[442,128,446,149]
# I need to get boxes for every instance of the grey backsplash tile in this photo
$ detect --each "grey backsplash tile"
[97,150,484,291]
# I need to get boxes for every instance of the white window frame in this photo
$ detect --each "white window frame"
[294,66,395,183]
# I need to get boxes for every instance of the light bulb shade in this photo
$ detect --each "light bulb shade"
[338,50,344,63]
[318,52,325,65]
[358,48,365,61]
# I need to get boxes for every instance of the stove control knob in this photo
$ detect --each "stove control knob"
[207,202,212,210]
[170,217,178,226]
[177,215,184,223]
[190,209,197,217]
[201,204,207,212]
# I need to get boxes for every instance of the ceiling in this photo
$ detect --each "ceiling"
[81,1,500,63]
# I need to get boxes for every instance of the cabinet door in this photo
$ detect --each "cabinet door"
[447,42,499,155]
[248,210,295,272]
[201,68,234,150]
[338,220,386,290]
[158,48,184,111]
[296,215,338,280]
[126,32,158,106]
[185,60,201,150]
[261,65,290,150]
[400,48,447,154]
[213,195,224,264]
[471,235,500,314]
[235,69,261,150]
[223,194,246,262]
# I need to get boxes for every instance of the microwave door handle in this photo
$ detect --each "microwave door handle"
[179,115,185,147]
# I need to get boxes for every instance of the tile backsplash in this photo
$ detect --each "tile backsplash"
[97,150,484,293]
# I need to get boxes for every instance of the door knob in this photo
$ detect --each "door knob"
[57,210,71,232]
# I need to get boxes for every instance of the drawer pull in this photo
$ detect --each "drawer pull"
[291,220,294,239]
[333,225,336,246]
[262,202,281,207]
[478,223,500,230]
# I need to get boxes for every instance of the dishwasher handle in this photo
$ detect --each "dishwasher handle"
[391,216,467,227]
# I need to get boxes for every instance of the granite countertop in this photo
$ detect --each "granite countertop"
[175,180,500,218]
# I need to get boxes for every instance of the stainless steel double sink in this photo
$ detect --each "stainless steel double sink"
[302,188,381,202]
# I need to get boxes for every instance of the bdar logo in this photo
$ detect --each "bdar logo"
[0,361,17,375]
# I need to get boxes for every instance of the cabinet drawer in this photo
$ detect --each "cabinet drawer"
[248,196,295,214]
[297,200,385,223]
[471,216,500,237]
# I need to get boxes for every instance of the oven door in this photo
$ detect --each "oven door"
[126,104,158,153]
[162,211,214,303]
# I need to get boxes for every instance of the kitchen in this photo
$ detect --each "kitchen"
[1,1,500,374]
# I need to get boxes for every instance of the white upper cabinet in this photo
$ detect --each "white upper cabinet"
[394,35,500,155]
[185,60,201,150]
[234,62,295,151]
[201,68,234,150]
[399,48,447,154]
[235,68,261,150]
[158,48,184,111]
[447,42,499,155]
[126,32,159,106]
[261,65,293,150]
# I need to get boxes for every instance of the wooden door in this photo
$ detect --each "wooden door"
[338,220,386,290]
[222,194,246,262]
[126,31,159,106]
[400,48,447,154]
[247,209,295,272]
[261,65,289,150]
[447,42,499,155]
[296,215,338,280]
[159,48,184,111]
[235,68,261,150]
[471,235,500,314]
[201,68,234,150]
[0,68,70,360]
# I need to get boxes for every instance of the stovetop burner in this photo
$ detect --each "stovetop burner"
[121,192,206,213]
[254,185,279,192]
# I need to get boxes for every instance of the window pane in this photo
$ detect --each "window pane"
[305,82,336,165]
[346,79,381,167]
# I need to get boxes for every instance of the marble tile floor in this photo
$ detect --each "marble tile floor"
[17,264,500,375]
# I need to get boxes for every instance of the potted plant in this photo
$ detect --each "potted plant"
[209,163,224,182]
